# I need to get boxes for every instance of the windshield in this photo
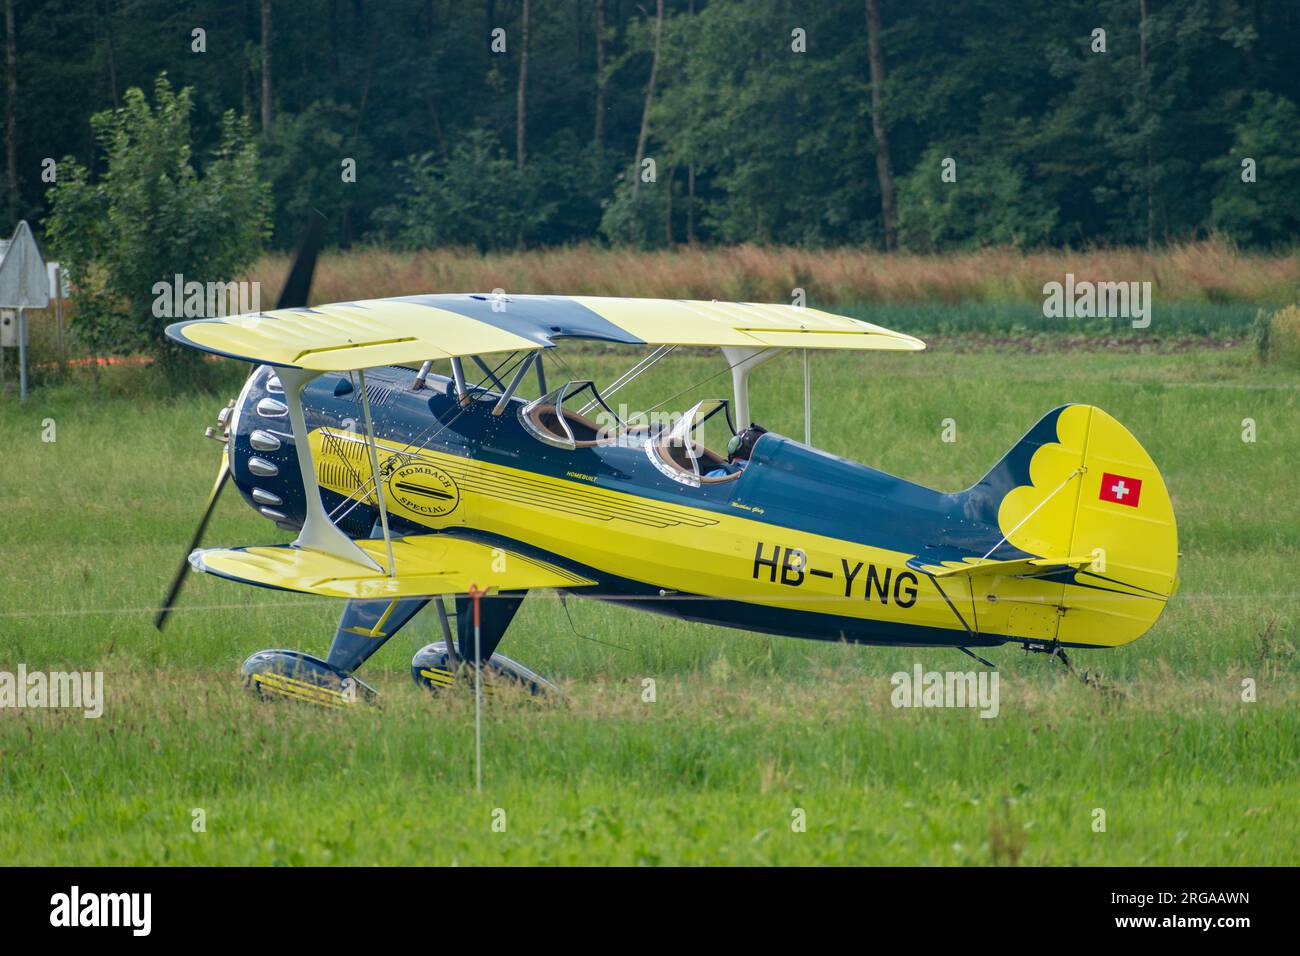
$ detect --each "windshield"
[519,380,626,449]
[649,399,737,485]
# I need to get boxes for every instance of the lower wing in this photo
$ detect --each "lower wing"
[189,533,595,600]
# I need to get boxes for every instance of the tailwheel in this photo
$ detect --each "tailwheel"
[1021,641,1124,699]
[411,641,555,697]
[242,649,377,708]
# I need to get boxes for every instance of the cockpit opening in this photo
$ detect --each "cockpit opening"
[519,380,629,449]
[647,398,744,487]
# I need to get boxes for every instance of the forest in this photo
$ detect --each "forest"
[3,0,1299,254]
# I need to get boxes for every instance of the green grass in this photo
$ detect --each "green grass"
[840,301,1262,337]
[0,342,1297,864]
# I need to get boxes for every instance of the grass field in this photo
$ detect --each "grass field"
[1,340,1297,864]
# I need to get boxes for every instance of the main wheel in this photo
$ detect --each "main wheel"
[242,649,377,707]
[410,642,555,697]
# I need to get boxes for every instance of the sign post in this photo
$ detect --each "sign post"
[17,309,26,401]
[51,262,66,372]
[0,222,50,402]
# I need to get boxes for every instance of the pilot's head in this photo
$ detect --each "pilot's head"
[726,423,768,463]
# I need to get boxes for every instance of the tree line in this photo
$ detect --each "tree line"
[5,0,1300,252]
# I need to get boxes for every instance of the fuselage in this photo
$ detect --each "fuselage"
[223,363,1059,649]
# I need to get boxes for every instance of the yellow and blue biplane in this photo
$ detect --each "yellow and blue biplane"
[156,228,1179,704]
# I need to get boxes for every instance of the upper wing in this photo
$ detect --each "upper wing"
[568,296,926,351]
[190,533,595,600]
[166,293,925,370]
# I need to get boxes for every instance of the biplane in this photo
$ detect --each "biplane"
[155,221,1179,705]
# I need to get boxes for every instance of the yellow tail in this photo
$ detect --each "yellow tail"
[993,404,1179,648]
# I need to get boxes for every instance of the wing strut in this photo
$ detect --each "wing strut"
[720,346,781,430]
[357,368,397,577]
[450,357,469,404]
[278,366,381,571]
[802,348,812,444]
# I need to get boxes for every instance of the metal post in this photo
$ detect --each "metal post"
[534,352,547,395]
[55,266,66,374]
[18,308,27,402]
[720,346,780,432]
[471,355,506,392]
[492,352,534,415]
[278,366,381,570]
[470,583,484,793]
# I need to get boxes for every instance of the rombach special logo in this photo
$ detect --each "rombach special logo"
[50,886,151,936]
[388,462,460,517]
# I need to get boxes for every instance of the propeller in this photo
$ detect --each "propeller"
[153,454,231,629]
[272,208,325,315]
[154,210,326,631]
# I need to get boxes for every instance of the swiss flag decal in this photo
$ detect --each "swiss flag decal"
[1099,472,1142,507]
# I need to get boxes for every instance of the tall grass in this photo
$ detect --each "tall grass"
[8,240,1293,400]
[251,238,1300,308]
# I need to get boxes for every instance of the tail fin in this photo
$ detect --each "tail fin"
[965,404,1179,648]
[962,406,1073,532]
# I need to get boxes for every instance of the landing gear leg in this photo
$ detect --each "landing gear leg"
[434,596,457,671]
[326,597,431,673]
[455,589,525,664]
[411,589,556,696]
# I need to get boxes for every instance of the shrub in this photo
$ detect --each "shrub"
[45,74,269,380]
[1259,304,1300,368]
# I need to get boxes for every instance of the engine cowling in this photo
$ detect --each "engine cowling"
[226,365,307,532]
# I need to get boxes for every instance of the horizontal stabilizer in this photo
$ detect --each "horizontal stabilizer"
[190,534,594,599]
[917,555,1097,579]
